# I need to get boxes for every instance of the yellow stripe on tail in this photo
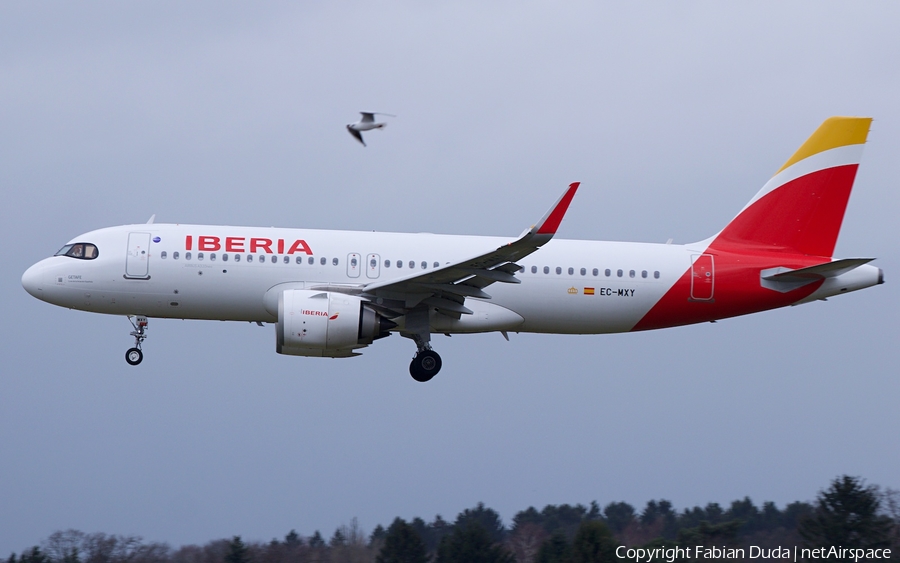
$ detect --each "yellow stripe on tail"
[775,116,872,175]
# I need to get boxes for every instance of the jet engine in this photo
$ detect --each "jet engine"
[276,289,395,357]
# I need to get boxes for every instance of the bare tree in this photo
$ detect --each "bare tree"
[506,522,546,563]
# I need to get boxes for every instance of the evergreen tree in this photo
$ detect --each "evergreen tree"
[376,518,429,563]
[283,530,302,547]
[370,525,387,547]
[540,505,588,539]
[225,537,250,563]
[454,503,507,544]
[429,515,452,552]
[436,522,513,563]
[640,501,661,526]
[727,497,759,533]
[307,531,325,548]
[571,520,618,563]
[409,518,432,553]
[602,502,635,535]
[799,475,893,549]
[329,528,347,548]
[677,521,741,547]
[19,548,48,563]
[536,532,571,563]
[512,507,544,532]
[782,501,814,530]
[586,501,602,522]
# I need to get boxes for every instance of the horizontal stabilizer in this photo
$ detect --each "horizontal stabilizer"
[760,258,874,292]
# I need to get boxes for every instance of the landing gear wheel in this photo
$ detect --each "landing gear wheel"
[409,350,442,382]
[126,315,149,366]
[125,347,143,366]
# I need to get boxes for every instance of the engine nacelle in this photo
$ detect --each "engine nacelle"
[276,290,394,357]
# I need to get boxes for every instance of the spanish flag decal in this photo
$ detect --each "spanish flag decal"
[584,287,595,295]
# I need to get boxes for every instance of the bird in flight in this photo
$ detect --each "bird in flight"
[346,112,395,146]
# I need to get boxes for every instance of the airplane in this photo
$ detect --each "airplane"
[22,117,883,382]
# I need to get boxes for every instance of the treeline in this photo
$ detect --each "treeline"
[7,476,899,563]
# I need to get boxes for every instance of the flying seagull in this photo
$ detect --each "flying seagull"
[346,112,395,146]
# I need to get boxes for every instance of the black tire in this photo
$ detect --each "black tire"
[125,348,143,366]
[409,350,442,382]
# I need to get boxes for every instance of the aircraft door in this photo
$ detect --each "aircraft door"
[366,253,381,279]
[347,253,361,278]
[690,254,714,301]
[125,232,152,279]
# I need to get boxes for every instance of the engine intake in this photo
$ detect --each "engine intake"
[276,290,394,357]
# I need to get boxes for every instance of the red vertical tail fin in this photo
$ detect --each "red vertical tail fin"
[709,117,872,257]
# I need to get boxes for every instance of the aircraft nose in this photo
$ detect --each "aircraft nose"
[22,262,45,299]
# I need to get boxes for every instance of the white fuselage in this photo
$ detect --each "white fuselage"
[21,223,882,337]
[23,223,695,334]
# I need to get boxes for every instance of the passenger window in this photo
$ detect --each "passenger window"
[272,256,278,264]
[433,262,439,268]
[580,268,586,276]
[543,266,549,274]
[641,270,647,278]
[351,258,358,267]
[333,257,339,266]
[531,266,537,274]
[161,251,167,259]
[372,259,378,268]
[284,256,290,264]
[173,251,180,260]
[210,253,216,261]
[421,261,427,269]
[308,257,314,265]
[592,268,598,276]
[320,257,326,265]
[385,260,391,268]
[556,267,562,275]
[247,255,253,263]
[185,252,192,260]
[605,269,611,277]
[296,256,303,264]
[568,267,574,275]
[222,254,229,262]
[629,270,635,278]
[198,253,204,261]
[617,269,623,277]
[408,261,414,269]
[654,271,660,279]
[234,254,241,262]
[397,261,403,269]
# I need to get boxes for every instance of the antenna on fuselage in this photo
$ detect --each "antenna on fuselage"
[146,214,156,224]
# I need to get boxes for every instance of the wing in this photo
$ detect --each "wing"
[347,126,366,146]
[359,112,376,123]
[355,182,579,319]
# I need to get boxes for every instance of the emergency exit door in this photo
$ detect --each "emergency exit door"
[690,254,714,301]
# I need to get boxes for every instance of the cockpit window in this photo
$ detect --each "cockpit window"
[55,243,99,260]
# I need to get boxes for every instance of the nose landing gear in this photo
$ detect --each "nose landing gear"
[125,315,148,366]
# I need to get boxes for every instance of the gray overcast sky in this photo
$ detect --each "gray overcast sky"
[1,1,898,554]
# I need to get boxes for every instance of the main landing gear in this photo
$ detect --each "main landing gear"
[125,315,148,366]
[408,332,442,382]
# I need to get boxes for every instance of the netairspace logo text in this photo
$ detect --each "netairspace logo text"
[615,545,892,562]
